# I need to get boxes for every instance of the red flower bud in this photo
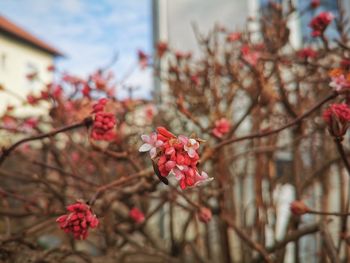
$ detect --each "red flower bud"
[198,207,212,223]
[156,41,168,58]
[309,12,334,38]
[290,201,310,216]
[156,126,176,139]
[129,207,145,224]
[311,0,320,9]
[323,103,350,138]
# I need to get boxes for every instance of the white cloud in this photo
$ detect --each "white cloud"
[59,0,85,14]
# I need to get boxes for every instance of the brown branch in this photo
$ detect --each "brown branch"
[252,223,320,263]
[0,117,93,166]
[320,221,341,263]
[88,168,153,206]
[222,213,273,263]
[334,138,350,177]
[214,92,338,150]
[307,210,350,217]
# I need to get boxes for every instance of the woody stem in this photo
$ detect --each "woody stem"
[334,137,350,177]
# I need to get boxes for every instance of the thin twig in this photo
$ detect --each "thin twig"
[0,117,93,166]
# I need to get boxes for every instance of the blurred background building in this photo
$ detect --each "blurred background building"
[0,15,62,115]
[151,1,350,262]
[152,0,251,53]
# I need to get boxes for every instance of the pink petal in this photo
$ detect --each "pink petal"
[149,147,157,158]
[194,177,214,187]
[155,140,164,147]
[165,147,175,155]
[150,132,157,143]
[178,135,188,144]
[200,171,208,179]
[141,134,150,143]
[165,160,176,171]
[172,168,184,180]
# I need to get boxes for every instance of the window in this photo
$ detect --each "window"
[275,158,293,179]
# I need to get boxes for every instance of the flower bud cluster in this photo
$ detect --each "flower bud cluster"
[139,127,212,189]
[91,99,116,141]
[56,201,99,240]
[323,103,350,138]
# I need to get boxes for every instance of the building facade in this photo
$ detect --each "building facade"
[0,15,62,116]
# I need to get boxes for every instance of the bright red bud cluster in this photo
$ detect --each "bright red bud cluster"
[309,12,334,37]
[139,127,212,190]
[297,47,317,60]
[91,99,116,141]
[56,201,99,240]
[323,103,350,138]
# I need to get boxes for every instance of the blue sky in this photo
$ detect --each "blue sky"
[0,0,153,99]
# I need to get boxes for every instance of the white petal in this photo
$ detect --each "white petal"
[141,135,150,143]
[200,171,209,179]
[139,143,152,152]
[189,138,197,145]
[187,148,196,158]
[194,177,214,187]
[176,164,186,171]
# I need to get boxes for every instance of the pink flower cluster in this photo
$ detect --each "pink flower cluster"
[309,12,334,37]
[139,127,212,190]
[129,207,145,224]
[91,98,116,141]
[212,118,230,138]
[56,201,99,240]
[330,75,350,91]
[323,103,350,137]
